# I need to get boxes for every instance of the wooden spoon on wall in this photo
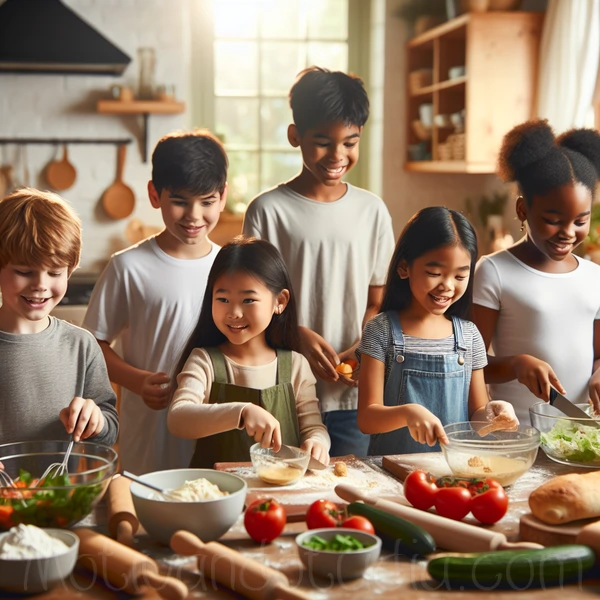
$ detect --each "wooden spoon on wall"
[103,144,135,219]
[46,144,77,191]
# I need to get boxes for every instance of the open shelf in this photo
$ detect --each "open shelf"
[405,161,495,174]
[96,100,186,162]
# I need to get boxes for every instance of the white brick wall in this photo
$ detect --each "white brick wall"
[0,0,192,272]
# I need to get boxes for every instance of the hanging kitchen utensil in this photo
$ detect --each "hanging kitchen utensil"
[102,144,135,219]
[45,144,77,191]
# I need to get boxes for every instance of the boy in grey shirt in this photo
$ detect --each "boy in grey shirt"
[0,188,118,446]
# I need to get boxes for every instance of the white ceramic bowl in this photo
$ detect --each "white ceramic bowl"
[250,443,309,486]
[0,528,79,593]
[441,422,540,486]
[296,528,381,581]
[130,469,247,545]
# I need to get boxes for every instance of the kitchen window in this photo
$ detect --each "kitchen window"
[191,0,372,210]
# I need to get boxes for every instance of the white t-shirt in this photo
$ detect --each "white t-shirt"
[473,250,600,422]
[83,236,219,474]
[168,348,330,448]
[243,183,395,413]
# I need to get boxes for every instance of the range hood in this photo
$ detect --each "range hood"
[0,0,131,75]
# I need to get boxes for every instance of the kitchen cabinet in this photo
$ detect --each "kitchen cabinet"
[406,11,544,173]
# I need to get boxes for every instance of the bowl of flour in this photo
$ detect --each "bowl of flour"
[0,524,79,593]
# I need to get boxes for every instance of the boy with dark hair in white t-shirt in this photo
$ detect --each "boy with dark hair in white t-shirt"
[243,67,395,457]
[84,130,228,474]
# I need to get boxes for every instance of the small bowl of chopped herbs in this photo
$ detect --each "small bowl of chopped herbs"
[295,527,381,581]
[0,440,118,530]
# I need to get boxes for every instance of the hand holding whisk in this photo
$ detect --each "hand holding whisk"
[39,434,75,484]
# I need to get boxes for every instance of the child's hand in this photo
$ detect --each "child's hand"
[141,372,171,410]
[240,404,282,451]
[485,400,519,431]
[513,354,565,401]
[589,370,600,414]
[336,350,359,388]
[299,326,339,382]
[60,397,106,442]
[403,404,448,446]
[300,439,330,466]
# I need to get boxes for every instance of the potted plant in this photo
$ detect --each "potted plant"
[465,192,512,252]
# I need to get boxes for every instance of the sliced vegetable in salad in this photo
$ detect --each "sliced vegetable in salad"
[302,534,374,552]
[0,468,104,529]
[541,419,600,464]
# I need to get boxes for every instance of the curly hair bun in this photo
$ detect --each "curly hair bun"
[497,119,556,182]
[557,128,600,176]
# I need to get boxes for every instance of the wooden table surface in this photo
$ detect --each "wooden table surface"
[4,454,600,600]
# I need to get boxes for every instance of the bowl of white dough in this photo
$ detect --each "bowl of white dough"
[0,524,79,593]
[130,468,247,545]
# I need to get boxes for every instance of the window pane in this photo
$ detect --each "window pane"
[261,98,292,148]
[214,41,258,95]
[227,151,260,206]
[307,0,348,39]
[260,0,305,39]
[260,42,305,96]
[215,98,259,147]
[261,152,301,190]
[214,1,259,38]
[307,42,347,72]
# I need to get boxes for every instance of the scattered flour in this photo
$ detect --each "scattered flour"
[0,524,69,559]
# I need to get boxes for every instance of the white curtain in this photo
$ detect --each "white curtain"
[537,0,600,131]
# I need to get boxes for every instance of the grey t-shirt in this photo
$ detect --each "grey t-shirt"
[357,312,488,384]
[0,317,118,445]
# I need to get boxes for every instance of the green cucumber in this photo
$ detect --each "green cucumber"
[427,545,595,589]
[347,502,436,557]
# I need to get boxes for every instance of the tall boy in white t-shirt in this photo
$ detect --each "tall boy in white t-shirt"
[84,130,228,474]
[243,67,395,456]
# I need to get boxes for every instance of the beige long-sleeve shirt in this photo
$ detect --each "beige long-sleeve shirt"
[168,348,330,448]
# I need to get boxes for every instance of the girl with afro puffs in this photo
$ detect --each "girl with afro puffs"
[473,119,600,422]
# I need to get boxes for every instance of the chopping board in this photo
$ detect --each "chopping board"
[215,455,404,521]
[520,512,599,547]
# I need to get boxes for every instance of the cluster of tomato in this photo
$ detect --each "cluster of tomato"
[243,498,373,544]
[403,470,508,524]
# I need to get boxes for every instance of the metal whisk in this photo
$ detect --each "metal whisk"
[0,469,17,489]
[39,435,74,483]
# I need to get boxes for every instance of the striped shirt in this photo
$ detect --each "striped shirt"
[357,312,487,384]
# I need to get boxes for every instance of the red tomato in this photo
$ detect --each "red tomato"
[244,498,286,543]
[466,478,502,497]
[340,515,375,534]
[404,470,439,510]
[470,486,509,525]
[305,499,344,529]
[433,487,473,521]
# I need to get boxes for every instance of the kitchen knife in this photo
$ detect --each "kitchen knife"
[279,444,327,470]
[549,388,600,428]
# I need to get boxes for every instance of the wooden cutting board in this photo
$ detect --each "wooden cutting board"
[519,513,599,546]
[214,455,404,521]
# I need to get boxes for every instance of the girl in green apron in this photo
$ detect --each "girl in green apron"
[356,207,519,454]
[168,237,330,468]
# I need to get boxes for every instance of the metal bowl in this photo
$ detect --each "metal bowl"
[530,401,600,468]
[0,440,118,530]
[441,422,540,486]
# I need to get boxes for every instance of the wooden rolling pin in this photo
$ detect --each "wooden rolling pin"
[74,528,188,600]
[171,530,308,600]
[335,484,543,553]
[107,474,138,547]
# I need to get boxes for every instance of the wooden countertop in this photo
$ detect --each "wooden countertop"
[7,454,600,599]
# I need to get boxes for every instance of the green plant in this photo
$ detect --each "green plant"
[465,192,508,227]
[395,0,448,22]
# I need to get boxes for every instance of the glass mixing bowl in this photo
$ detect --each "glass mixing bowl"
[530,401,600,468]
[441,422,540,486]
[250,443,309,486]
[0,440,118,530]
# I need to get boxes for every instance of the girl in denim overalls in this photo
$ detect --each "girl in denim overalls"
[357,207,518,455]
[168,237,330,468]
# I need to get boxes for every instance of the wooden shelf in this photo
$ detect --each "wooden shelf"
[96,100,186,162]
[405,161,495,174]
[411,76,467,97]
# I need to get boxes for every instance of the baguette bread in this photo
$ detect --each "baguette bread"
[529,471,600,525]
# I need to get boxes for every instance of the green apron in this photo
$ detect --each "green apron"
[189,347,301,468]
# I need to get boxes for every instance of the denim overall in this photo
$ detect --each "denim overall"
[189,347,301,468]
[368,310,469,456]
